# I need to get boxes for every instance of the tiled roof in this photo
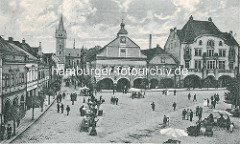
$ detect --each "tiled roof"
[177,17,239,46]
[0,37,25,55]
[141,45,179,64]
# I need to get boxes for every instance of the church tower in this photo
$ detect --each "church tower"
[55,15,67,64]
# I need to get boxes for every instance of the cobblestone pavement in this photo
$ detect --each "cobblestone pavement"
[12,87,238,143]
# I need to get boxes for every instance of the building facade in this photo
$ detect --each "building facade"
[0,37,27,123]
[88,21,148,91]
[142,44,179,88]
[164,16,239,87]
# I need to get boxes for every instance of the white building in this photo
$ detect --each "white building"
[164,16,239,87]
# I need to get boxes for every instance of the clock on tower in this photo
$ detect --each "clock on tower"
[120,36,126,43]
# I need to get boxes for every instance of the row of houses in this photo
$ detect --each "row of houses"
[83,16,239,90]
[55,15,239,91]
[0,37,60,124]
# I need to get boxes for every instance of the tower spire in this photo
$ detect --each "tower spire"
[58,14,65,31]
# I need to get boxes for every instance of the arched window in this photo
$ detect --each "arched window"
[199,40,202,46]
[219,41,222,46]
[207,40,214,47]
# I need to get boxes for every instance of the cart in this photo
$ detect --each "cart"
[80,117,90,132]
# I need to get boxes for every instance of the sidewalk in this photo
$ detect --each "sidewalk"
[1,96,56,144]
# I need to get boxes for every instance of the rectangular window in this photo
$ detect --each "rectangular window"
[219,49,226,57]
[207,49,214,56]
[207,60,216,69]
[195,60,201,69]
[195,49,202,56]
[120,49,127,57]
[219,61,225,69]
[185,61,190,68]
[229,62,234,70]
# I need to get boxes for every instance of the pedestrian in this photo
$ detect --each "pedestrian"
[83,97,86,103]
[7,124,12,140]
[57,103,60,113]
[162,90,164,95]
[0,124,5,140]
[196,106,199,116]
[212,100,216,109]
[63,92,66,99]
[61,103,64,113]
[174,89,176,96]
[229,123,234,133]
[151,102,155,111]
[163,115,167,127]
[116,98,118,105]
[207,98,210,107]
[188,93,191,100]
[172,102,177,111]
[17,119,20,127]
[198,107,203,121]
[186,109,190,120]
[190,110,193,121]
[193,94,197,102]
[66,105,70,116]
[182,109,186,120]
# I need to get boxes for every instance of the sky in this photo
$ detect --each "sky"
[0,0,240,53]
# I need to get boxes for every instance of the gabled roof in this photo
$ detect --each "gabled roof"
[8,43,38,61]
[13,41,39,57]
[141,45,179,64]
[176,16,239,46]
[0,37,26,56]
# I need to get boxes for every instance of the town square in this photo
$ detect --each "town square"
[0,0,239,143]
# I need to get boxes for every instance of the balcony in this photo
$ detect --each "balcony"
[184,54,192,60]
[228,55,235,62]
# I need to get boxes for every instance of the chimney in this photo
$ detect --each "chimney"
[149,34,152,49]
[8,37,13,42]
[39,42,42,47]
[230,30,233,36]
[22,38,25,44]
[189,15,193,21]
[208,17,212,22]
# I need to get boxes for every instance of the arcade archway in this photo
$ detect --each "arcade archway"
[218,75,232,87]
[116,78,130,92]
[133,78,148,89]
[98,78,113,90]
[160,78,174,88]
[184,75,201,88]
[150,79,159,89]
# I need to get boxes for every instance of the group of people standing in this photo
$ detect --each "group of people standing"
[188,93,197,102]
[0,124,12,140]
[182,106,203,122]
[57,102,71,116]
[70,93,77,105]
[110,96,119,105]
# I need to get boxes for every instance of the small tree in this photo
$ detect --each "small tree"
[225,76,240,108]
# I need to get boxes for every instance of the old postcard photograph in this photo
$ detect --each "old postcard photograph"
[0,0,239,143]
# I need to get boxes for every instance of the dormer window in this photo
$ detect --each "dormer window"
[219,41,223,46]
[199,40,202,46]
